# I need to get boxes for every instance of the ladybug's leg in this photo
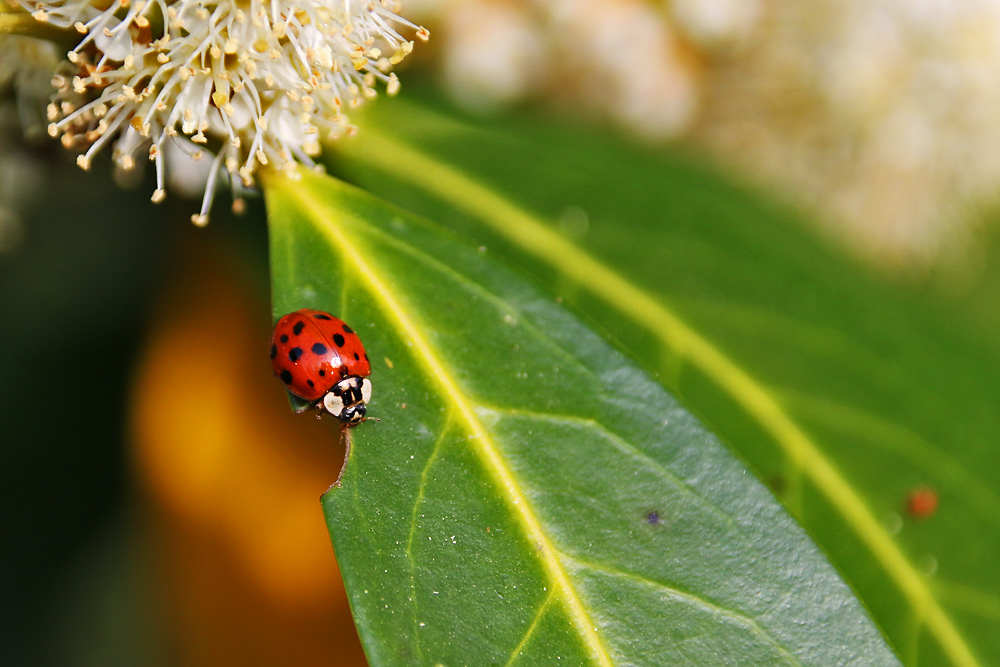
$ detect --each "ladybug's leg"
[294,400,320,415]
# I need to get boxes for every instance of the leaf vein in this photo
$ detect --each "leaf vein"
[404,413,456,663]
[353,219,602,385]
[778,389,1000,529]
[560,553,804,667]
[503,588,558,667]
[489,407,735,525]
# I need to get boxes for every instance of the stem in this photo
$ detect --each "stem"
[0,8,77,46]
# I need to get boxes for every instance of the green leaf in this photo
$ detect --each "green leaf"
[329,97,1000,667]
[265,169,899,665]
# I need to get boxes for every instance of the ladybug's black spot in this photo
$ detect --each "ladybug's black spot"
[318,369,326,377]
[280,334,288,344]
[364,353,369,361]
[307,380,315,389]
[270,344,277,359]
[342,323,354,334]
[292,321,305,335]
[353,353,360,361]
[289,347,303,362]
[313,314,332,320]
[279,369,293,384]
[333,333,346,347]
[311,342,328,355]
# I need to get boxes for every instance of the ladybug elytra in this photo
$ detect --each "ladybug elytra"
[270,308,372,425]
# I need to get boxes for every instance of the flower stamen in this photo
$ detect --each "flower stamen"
[18,0,427,224]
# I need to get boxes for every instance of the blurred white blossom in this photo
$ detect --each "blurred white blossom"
[419,0,1000,266]
[434,0,704,141]
[0,36,59,252]
[0,34,60,137]
[442,2,545,113]
[695,0,1000,265]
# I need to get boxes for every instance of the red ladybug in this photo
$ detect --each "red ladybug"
[270,309,372,425]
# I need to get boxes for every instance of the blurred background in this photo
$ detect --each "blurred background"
[4,0,1000,664]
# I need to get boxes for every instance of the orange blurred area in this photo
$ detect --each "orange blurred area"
[130,243,366,666]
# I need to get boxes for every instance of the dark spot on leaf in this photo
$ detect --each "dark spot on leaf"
[270,344,277,359]
[647,511,660,525]
[311,342,328,355]
[289,347,303,362]
[292,321,305,335]
[333,333,345,347]
[280,334,288,344]
[313,314,331,320]
[279,369,293,384]
[343,323,354,334]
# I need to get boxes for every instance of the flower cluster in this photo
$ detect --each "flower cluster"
[16,0,428,224]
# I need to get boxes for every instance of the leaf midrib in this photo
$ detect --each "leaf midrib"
[779,389,1000,530]
[269,171,615,667]
[346,131,980,667]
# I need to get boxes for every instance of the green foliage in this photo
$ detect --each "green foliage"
[265,170,899,665]
[317,97,1000,667]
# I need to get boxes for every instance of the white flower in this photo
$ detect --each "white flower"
[17,0,428,224]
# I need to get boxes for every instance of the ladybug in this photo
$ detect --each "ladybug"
[270,308,372,425]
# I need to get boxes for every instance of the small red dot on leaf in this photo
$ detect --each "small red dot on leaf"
[905,487,938,520]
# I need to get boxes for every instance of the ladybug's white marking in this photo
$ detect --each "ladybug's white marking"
[361,377,373,404]
[324,392,345,417]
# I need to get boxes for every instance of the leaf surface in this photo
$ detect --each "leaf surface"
[265,170,899,666]
[330,97,1000,667]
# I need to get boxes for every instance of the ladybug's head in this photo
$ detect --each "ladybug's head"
[323,375,372,426]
